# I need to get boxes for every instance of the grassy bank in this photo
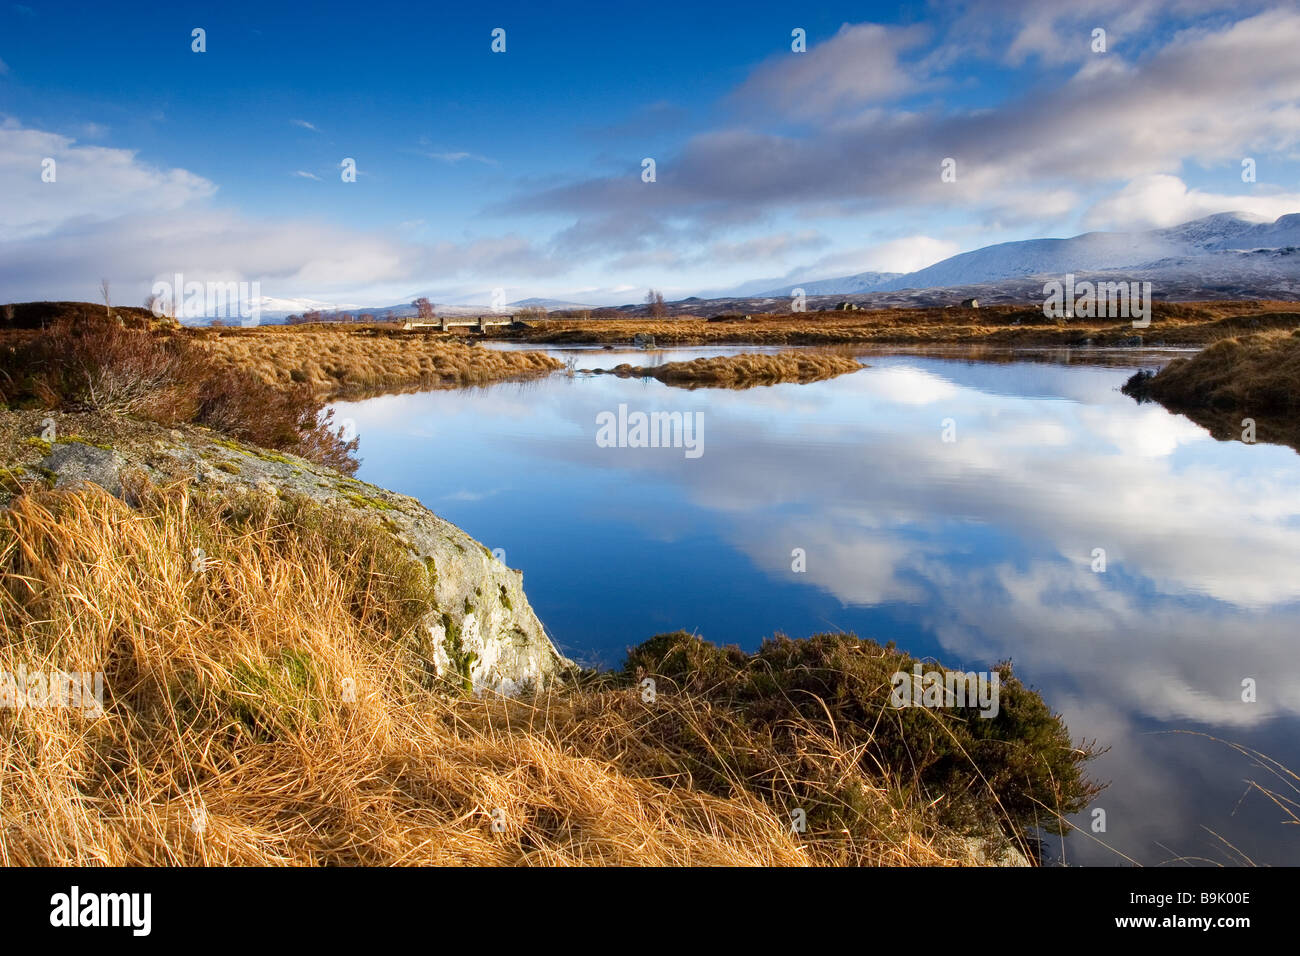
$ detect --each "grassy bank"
[1,303,565,404]
[0,300,1103,866]
[197,326,563,399]
[1123,329,1300,449]
[1124,328,1300,411]
[591,351,865,388]
[0,476,1100,865]
[498,301,1300,348]
[0,314,360,473]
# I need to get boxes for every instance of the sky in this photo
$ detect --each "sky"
[2,0,1300,309]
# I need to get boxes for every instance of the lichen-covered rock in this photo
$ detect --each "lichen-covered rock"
[40,440,126,497]
[29,416,569,695]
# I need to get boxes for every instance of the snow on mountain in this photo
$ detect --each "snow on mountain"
[508,297,600,310]
[757,271,902,297]
[877,230,1183,291]
[254,295,362,316]
[787,212,1300,295]
[1189,212,1300,251]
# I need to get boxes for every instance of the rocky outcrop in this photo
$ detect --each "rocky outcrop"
[15,414,570,695]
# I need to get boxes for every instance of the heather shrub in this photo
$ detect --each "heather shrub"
[0,316,358,472]
[621,631,1105,841]
[2,317,199,422]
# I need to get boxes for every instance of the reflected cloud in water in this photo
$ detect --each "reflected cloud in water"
[336,351,1300,865]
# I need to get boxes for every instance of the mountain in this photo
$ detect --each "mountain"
[756,271,903,297]
[254,295,363,317]
[697,213,1300,305]
[697,270,903,299]
[508,297,600,310]
[627,212,1300,316]
[228,212,1300,326]
[829,212,1300,294]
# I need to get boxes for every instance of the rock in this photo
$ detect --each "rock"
[40,441,126,498]
[32,417,570,696]
[633,333,656,349]
[951,834,1031,867]
[961,298,979,308]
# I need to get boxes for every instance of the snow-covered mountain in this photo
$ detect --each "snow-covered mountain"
[738,213,1299,300]
[829,212,1300,294]
[757,270,902,298]
[254,295,363,317]
[508,296,600,310]
[637,212,1300,315]
[221,212,1300,325]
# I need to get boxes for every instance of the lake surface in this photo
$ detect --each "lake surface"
[333,344,1300,867]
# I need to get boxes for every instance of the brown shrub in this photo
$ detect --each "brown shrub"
[0,317,358,472]
[2,317,199,422]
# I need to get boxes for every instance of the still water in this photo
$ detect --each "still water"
[334,344,1300,866]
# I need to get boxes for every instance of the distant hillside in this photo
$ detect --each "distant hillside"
[756,270,903,298]
[839,212,1300,294]
[1,301,166,330]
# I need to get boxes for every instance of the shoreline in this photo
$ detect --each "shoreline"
[0,406,1093,866]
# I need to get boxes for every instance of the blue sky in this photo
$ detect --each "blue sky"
[2,0,1299,308]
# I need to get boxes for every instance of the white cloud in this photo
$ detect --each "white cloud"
[703,230,828,264]
[291,119,319,131]
[293,170,323,181]
[1083,173,1300,230]
[855,235,960,273]
[0,118,564,303]
[0,120,215,242]
[517,9,1300,240]
[732,22,928,118]
[425,150,498,166]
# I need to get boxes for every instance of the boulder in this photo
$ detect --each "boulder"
[34,421,569,695]
[40,441,126,498]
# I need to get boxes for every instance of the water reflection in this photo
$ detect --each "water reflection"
[335,348,1300,866]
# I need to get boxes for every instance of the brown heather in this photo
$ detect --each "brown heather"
[197,327,563,399]
[600,351,865,388]
[0,316,361,473]
[1122,329,1300,451]
[1126,328,1300,413]
[503,301,1300,348]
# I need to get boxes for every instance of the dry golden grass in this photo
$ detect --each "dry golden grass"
[197,328,563,399]
[1132,329,1300,412]
[1122,329,1300,451]
[506,301,1300,348]
[0,482,991,866]
[597,351,865,388]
